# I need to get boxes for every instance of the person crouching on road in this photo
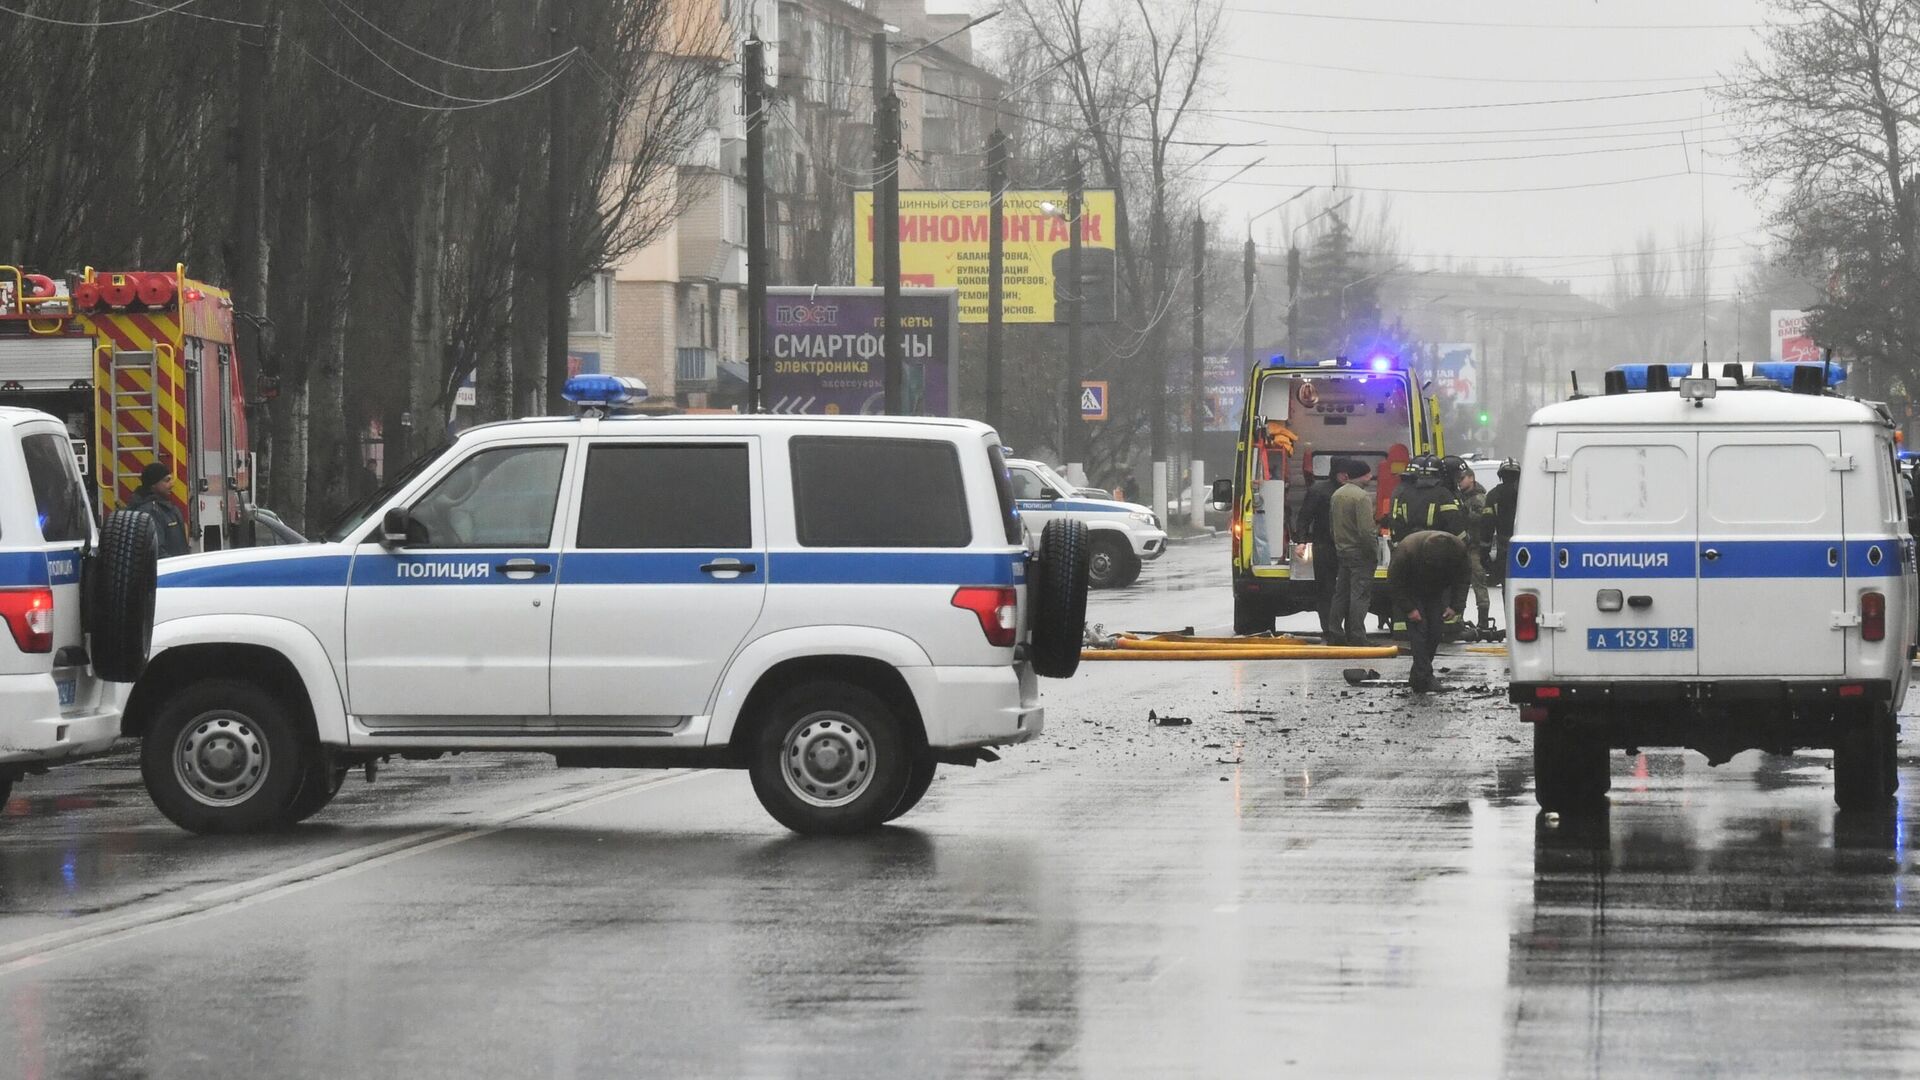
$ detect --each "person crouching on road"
[1389,529,1471,693]
[129,461,191,558]
[1328,457,1377,647]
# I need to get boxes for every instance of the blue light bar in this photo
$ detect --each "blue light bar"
[562,374,649,408]
[1609,364,1694,390]
[1753,361,1845,386]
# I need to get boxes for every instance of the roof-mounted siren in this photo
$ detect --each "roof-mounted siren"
[562,374,649,415]
[1605,363,1691,394]
[1644,365,1674,393]
[1722,362,1746,386]
[72,271,175,313]
[1790,365,1827,395]
[1603,369,1630,395]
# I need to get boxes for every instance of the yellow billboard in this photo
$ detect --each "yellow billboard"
[854,189,1119,324]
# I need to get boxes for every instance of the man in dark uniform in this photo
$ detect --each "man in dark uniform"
[128,461,191,558]
[1295,456,1346,640]
[1389,529,1471,693]
[1488,458,1521,586]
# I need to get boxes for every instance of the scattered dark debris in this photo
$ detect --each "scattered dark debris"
[1149,710,1192,727]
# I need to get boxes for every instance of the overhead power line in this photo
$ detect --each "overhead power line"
[293,42,576,112]
[327,0,580,74]
[1195,85,1713,116]
[1225,8,1767,31]
[0,0,202,27]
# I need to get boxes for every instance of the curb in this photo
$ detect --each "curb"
[1165,528,1224,545]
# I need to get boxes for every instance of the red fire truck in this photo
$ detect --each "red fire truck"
[0,264,257,550]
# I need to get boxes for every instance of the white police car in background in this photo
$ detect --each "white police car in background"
[116,376,1091,835]
[0,407,156,808]
[1003,457,1165,588]
[1508,362,1917,812]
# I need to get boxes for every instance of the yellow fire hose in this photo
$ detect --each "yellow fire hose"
[1113,636,1317,651]
[1083,634,1401,661]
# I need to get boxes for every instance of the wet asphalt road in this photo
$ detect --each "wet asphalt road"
[5,538,1920,1077]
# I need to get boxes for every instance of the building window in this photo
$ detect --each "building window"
[569,272,612,335]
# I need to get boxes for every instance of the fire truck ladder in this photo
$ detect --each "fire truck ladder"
[107,345,164,500]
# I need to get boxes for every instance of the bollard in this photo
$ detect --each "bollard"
[1152,463,1168,528]
[1189,459,1206,528]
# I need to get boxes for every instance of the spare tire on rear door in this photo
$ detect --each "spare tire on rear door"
[1028,518,1091,678]
[86,510,158,683]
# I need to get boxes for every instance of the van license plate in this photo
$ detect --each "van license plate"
[56,677,75,706]
[1587,628,1693,651]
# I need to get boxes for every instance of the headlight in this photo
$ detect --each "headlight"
[1130,511,1157,528]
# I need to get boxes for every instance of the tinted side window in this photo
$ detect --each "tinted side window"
[1009,468,1050,501]
[986,444,1022,544]
[410,445,566,548]
[791,436,969,547]
[22,433,90,543]
[577,444,752,548]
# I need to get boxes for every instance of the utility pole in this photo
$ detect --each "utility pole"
[878,88,904,414]
[1286,245,1301,363]
[1241,237,1255,378]
[1065,155,1085,465]
[869,32,888,289]
[985,128,1008,433]
[743,34,768,413]
[1189,217,1205,463]
[543,0,572,414]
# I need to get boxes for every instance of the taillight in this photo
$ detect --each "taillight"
[0,587,55,653]
[952,587,1018,647]
[1513,592,1539,643]
[1861,591,1886,642]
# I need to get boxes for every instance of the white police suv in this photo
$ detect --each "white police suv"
[1003,457,1165,588]
[1508,363,1917,813]
[117,377,1090,835]
[0,407,156,807]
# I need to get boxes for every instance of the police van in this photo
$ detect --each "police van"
[113,378,1090,836]
[1507,362,1917,812]
[1002,457,1165,588]
[0,407,156,807]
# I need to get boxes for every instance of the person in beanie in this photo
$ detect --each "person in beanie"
[1328,457,1378,646]
[128,461,190,558]
[1388,529,1471,692]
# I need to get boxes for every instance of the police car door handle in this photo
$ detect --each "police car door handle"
[495,558,552,575]
[1701,548,1722,561]
[701,558,756,576]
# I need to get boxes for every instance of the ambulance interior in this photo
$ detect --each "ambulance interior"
[1248,370,1414,572]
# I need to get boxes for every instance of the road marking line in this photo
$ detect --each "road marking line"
[0,769,707,976]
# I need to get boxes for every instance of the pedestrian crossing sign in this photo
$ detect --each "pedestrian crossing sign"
[1081,381,1108,422]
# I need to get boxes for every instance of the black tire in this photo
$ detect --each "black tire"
[1233,594,1275,636]
[286,756,349,824]
[885,758,937,822]
[1028,519,1091,679]
[86,510,158,683]
[1534,717,1610,813]
[140,679,309,834]
[0,777,12,809]
[748,681,913,835]
[1834,703,1897,812]
[1087,534,1139,590]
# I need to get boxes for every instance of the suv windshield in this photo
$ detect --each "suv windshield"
[1032,462,1074,494]
[321,444,452,543]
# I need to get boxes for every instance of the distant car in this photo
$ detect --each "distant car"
[0,407,157,808]
[1003,457,1165,589]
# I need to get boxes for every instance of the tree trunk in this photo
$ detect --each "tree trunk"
[409,134,451,456]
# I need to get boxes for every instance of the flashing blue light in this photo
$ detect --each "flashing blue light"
[561,374,649,408]
[1753,361,1845,387]
[1609,364,1694,390]
[1369,356,1393,372]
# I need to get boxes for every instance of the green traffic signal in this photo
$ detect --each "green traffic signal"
[1476,411,1490,425]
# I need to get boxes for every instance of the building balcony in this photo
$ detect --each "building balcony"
[677,346,718,384]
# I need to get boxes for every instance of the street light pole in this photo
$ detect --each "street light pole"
[1066,154,1085,466]
[878,9,1001,415]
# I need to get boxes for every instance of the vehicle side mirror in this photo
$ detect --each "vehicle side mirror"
[380,507,414,548]
[1208,478,1234,512]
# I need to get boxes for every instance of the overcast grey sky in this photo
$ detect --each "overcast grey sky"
[956,0,1778,298]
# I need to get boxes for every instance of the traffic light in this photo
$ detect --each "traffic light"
[1476,410,1490,426]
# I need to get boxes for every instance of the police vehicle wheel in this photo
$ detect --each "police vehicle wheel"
[1233,596,1274,636]
[1533,719,1610,813]
[1087,535,1139,590]
[286,757,349,824]
[885,758,937,822]
[749,681,913,835]
[1029,520,1091,679]
[87,510,158,683]
[1833,704,1897,812]
[141,679,309,834]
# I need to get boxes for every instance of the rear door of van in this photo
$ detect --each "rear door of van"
[1551,433,1699,678]
[1697,431,1845,677]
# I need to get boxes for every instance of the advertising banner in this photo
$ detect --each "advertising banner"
[764,286,958,415]
[1431,343,1479,405]
[1771,309,1817,362]
[1169,355,1246,432]
[853,189,1119,324]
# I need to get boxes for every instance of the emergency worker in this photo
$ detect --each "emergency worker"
[1456,469,1495,631]
[1388,529,1471,693]
[1388,457,1464,543]
[1295,456,1346,641]
[1488,458,1521,586]
[129,461,191,558]
[1328,458,1378,646]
